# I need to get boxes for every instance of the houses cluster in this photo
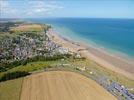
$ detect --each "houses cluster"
[0,31,70,62]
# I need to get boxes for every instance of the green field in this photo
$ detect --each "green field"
[0,60,64,80]
[0,78,23,100]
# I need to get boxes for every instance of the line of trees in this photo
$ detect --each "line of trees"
[0,54,72,72]
[0,71,30,82]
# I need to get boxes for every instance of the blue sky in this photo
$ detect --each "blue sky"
[0,0,134,18]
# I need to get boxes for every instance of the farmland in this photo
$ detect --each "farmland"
[0,78,23,100]
[20,71,116,100]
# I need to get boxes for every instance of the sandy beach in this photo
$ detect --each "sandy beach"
[47,29,134,80]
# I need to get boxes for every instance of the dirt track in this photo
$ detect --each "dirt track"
[20,71,116,100]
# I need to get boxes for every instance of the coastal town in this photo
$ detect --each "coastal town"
[0,21,134,100]
[0,22,69,62]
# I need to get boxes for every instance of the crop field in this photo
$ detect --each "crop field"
[0,78,23,100]
[20,71,116,100]
[10,24,43,33]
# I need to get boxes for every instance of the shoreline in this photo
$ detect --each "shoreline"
[53,25,134,62]
[47,29,134,80]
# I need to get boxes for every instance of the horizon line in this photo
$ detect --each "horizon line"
[1,17,134,20]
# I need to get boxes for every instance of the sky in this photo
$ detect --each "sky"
[0,0,134,18]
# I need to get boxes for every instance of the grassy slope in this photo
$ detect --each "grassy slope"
[0,60,64,79]
[71,60,134,92]
[0,78,23,100]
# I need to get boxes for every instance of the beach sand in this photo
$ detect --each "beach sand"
[47,29,134,80]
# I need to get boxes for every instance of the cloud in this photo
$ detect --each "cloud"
[0,0,18,17]
[26,1,64,16]
[0,0,64,18]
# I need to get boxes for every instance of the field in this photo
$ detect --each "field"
[72,60,134,93]
[0,61,61,80]
[9,24,44,33]
[0,78,23,100]
[20,71,116,100]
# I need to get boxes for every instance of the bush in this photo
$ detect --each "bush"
[0,60,22,72]
[0,71,30,82]
[0,67,7,72]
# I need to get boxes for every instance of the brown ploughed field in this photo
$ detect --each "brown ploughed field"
[20,71,116,100]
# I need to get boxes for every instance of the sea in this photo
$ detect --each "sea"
[25,18,134,58]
